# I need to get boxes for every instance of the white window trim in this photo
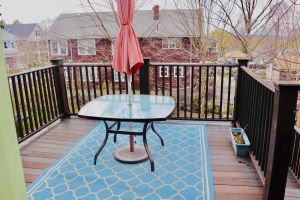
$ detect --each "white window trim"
[3,40,16,51]
[173,66,184,78]
[77,39,96,56]
[162,38,182,49]
[51,40,68,56]
[159,66,169,77]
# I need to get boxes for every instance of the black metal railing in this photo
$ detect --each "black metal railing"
[8,66,63,143]
[7,58,300,198]
[62,63,140,114]
[235,66,300,199]
[149,63,238,120]
[63,61,238,121]
[291,127,300,183]
[235,66,275,176]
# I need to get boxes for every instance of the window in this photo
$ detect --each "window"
[113,71,125,82]
[173,66,184,77]
[3,41,8,49]
[10,41,15,48]
[51,40,68,55]
[78,39,96,55]
[159,66,169,77]
[3,40,15,50]
[162,38,182,49]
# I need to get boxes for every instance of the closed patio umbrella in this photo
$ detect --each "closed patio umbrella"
[112,0,145,162]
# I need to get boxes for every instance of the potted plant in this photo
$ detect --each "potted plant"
[230,128,250,156]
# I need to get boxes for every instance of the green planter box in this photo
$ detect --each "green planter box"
[230,128,250,156]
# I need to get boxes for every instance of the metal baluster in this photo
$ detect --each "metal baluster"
[12,76,23,138]
[67,67,75,113]
[17,75,29,134]
[73,66,80,111]
[37,71,47,123]
[190,66,194,118]
[212,66,216,119]
[205,67,209,119]
[85,66,91,101]
[219,67,224,119]
[79,67,85,105]
[22,74,34,132]
[92,67,97,98]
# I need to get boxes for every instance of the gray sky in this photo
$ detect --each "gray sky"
[1,0,171,24]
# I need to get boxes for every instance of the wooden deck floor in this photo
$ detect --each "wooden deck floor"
[20,118,300,199]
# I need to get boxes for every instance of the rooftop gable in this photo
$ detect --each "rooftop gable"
[5,23,38,40]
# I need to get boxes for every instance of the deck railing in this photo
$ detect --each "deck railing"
[8,65,64,143]
[148,63,238,120]
[234,67,275,176]
[235,66,300,199]
[7,58,300,199]
[62,59,238,121]
[291,127,300,183]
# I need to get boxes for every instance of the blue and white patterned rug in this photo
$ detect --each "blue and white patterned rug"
[28,122,215,200]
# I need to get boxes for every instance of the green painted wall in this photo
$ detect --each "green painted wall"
[0,36,27,199]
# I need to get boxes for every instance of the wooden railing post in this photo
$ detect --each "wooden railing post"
[237,58,249,68]
[234,59,249,126]
[264,84,299,200]
[139,58,150,94]
[51,59,70,117]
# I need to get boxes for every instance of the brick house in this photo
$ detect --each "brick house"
[47,6,217,93]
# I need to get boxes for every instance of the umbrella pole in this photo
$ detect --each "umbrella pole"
[128,74,134,152]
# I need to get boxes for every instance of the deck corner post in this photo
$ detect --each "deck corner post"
[51,58,70,118]
[233,59,248,126]
[139,58,150,94]
[264,84,299,200]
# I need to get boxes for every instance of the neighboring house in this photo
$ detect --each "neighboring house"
[47,5,217,93]
[2,29,18,69]
[47,5,217,64]
[3,23,49,70]
[266,56,300,81]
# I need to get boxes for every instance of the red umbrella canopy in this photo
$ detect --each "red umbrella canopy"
[113,0,144,75]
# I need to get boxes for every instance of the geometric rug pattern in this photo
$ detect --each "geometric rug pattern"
[28,122,215,200]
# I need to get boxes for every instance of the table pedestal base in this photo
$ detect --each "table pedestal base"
[114,145,148,164]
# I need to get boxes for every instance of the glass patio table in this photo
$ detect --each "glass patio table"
[78,94,175,172]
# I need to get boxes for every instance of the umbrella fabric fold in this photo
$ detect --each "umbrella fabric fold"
[113,0,143,75]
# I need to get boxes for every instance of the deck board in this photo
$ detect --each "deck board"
[20,118,300,199]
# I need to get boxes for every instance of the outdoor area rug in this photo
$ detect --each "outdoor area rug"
[28,122,215,200]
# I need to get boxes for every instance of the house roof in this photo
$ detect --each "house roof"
[1,29,17,41]
[5,23,38,39]
[47,9,201,40]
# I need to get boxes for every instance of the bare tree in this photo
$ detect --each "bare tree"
[213,0,298,58]
[172,0,220,117]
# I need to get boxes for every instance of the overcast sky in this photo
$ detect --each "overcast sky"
[1,0,172,24]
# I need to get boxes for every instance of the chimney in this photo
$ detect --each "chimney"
[153,5,159,20]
